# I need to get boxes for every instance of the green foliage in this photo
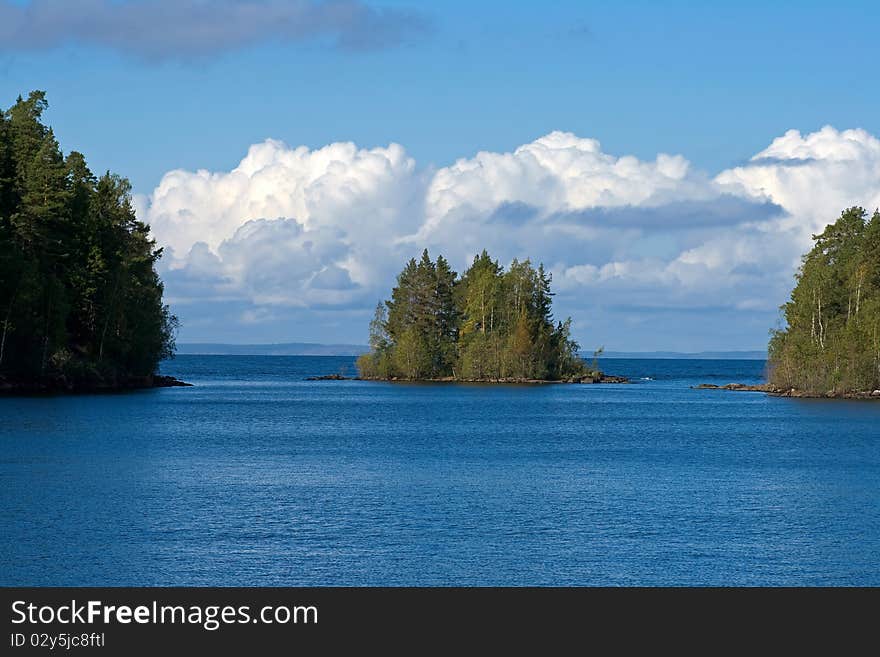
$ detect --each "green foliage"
[358,249,589,381]
[769,206,880,394]
[0,91,177,385]
[392,325,432,379]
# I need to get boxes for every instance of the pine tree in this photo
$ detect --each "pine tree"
[385,257,418,342]
[0,91,177,387]
[358,249,587,381]
[769,207,880,394]
[434,254,458,374]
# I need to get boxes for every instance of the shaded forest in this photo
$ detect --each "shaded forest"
[769,206,880,394]
[357,250,594,381]
[0,91,177,389]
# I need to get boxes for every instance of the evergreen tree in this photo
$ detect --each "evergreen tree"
[433,254,459,373]
[0,91,177,388]
[369,301,390,353]
[0,109,14,218]
[358,249,589,381]
[769,207,880,394]
[385,256,418,342]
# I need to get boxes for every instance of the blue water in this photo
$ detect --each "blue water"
[1,356,879,586]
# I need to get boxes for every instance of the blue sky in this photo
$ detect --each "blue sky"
[2,0,880,349]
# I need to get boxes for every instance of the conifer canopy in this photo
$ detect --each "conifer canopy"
[357,249,588,381]
[0,91,177,387]
[769,207,880,394]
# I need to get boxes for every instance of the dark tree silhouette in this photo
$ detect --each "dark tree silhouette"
[0,91,177,389]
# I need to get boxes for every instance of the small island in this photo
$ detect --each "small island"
[0,91,186,393]
[356,249,625,384]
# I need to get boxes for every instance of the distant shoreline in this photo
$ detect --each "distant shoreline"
[328,373,631,385]
[176,343,369,356]
[173,344,767,360]
[600,351,767,360]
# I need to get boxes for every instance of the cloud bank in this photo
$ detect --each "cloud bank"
[142,126,880,349]
[0,0,430,58]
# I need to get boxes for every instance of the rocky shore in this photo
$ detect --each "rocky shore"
[0,373,192,395]
[694,383,880,400]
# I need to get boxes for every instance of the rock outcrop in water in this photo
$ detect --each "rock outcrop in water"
[694,382,880,399]
[694,383,777,392]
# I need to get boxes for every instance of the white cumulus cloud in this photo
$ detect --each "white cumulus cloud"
[140,126,880,349]
[716,126,880,237]
[148,138,425,312]
[419,131,703,237]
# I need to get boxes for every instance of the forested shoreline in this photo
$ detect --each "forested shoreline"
[767,207,880,397]
[5,92,876,398]
[356,249,619,383]
[0,91,181,393]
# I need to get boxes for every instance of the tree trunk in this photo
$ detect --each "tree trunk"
[99,273,122,362]
[856,275,862,317]
[0,277,20,368]
[41,292,52,376]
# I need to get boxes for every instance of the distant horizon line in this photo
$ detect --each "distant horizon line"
[175,342,768,359]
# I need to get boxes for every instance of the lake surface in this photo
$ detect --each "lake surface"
[2,356,879,586]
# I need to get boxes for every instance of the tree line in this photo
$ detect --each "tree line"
[769,206,880,394]
[357,249,592,381]
[0,91,176,387]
